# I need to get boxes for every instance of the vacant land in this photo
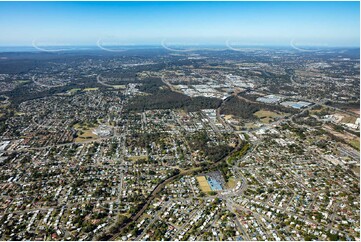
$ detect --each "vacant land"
[324,125,360,150]
[341,115,357,124]
[348,108,360,115]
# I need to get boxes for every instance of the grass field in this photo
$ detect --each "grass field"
[112,85,126,89]
[244,122,260,129]
[349,139,360,151]
[68,88,82,94]
[17,80,31,84]
[254,110,286,124]
[73,123,98,142]
[83,87,99,91]
[226,177,236,189]
[75,130,97,142]
[196,176,212,192]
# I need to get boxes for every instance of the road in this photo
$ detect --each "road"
[96,74,116,88]
[32,75,66,88]
[109,139,245,240]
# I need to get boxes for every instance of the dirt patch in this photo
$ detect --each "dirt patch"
[341,115,357,124]
[347,108,360,115]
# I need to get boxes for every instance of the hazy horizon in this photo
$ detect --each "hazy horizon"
[0,1,359,47]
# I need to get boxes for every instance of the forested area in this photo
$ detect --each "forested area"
[125,90,221,112]
[220,96,260,119]
[220,96,296,120]
[125,77,222,112]
[326,100,360,110]
[5,78,105,106]
[186,131,234,162]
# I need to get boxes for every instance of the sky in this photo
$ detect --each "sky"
[0,1,359,47]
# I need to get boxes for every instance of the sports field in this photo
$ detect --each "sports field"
[196,176,212,192]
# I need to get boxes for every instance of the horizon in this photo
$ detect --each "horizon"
[0,43,360,53]
[0,1,359,47]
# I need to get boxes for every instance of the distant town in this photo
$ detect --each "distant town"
[0,46,359,241]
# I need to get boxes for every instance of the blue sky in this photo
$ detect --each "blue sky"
[0,1,359,47]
